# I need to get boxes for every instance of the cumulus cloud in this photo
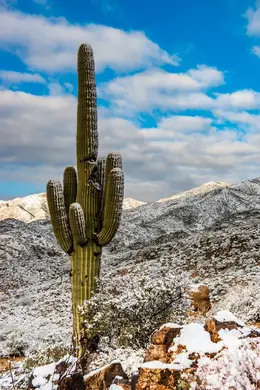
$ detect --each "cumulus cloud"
[99,66,225,114]
[187,65,225,88]
[0,9,179,73]
[0,70,46,84]
[1,88,260,201]
[215,89,260,110]
[213,108,260,127]
[100,65,260,115]
[1,7,260,201]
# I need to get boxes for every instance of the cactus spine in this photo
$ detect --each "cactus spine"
[46,44,124,358]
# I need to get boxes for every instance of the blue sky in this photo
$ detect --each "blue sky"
[1,0,260,201]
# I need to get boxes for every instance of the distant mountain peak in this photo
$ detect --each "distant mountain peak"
[157,181,230,203]
[0,193,146,222]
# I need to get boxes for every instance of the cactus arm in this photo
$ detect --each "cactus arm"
[46,180,73,253]
[63,166,77,215]
[96,167,124,246]
[101,152,123,218]
[69,203,87,246]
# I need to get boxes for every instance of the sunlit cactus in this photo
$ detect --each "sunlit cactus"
[46,44,124,358]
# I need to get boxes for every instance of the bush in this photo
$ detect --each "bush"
[81,273,182,349]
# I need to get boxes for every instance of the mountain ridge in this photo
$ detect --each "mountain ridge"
[1,177,259,358]
[0,180,230,223]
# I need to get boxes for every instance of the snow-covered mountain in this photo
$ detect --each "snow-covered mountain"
[0,193,146,222]
[157,181,230,202]
[0,193,49,222]
[1,177,260,389]
[0,181,230,223]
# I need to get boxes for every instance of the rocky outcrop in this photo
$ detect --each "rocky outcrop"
[135,311,260,389]
[53,312,260,390]
[185,284,211,317]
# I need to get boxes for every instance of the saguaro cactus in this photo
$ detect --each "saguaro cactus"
[46,44,124,358]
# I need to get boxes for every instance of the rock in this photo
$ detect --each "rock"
[58,372,85,390]
[134,311,260,389]
[135,364,181,390]
[86,361,128,390]
[144,326,182,363]
[59,362,129,390]
[205,312,260,343]
[185,284,211,316]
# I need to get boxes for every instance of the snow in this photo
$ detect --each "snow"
[83,360,120,379]
[214,310,245,325]
[169,323,223,354]
[159,323,182,330]
[190,337,260,390]
[170,352,193,369]
[29,355,77,390]
[157,181,230,203]
[0,193,145,223]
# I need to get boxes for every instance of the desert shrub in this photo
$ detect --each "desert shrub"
[81,274,182,349]
[4,329,28,356]
[24,345,71,370]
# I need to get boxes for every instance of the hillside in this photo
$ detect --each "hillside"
[1,178,260,358]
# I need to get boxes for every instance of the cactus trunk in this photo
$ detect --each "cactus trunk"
[70,243,101,357]
[46,44,124,358]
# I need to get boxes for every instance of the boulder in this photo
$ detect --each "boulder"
[135,311,260,389]
[185,284,211,316]
[59,361,129,390]
[144,326,182,363]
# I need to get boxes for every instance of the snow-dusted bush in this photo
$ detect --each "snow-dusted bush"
[188,337,260,390]
[24,345,71,370]
[81,274,182,349]
[3,328,28,356]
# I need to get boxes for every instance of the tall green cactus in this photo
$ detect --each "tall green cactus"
[46,44,124,358]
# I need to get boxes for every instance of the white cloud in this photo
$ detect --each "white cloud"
[215,89,260,110]
[187,65,225,88]
[99,66,225,114]
[1,88,260,201]
[213,108,260,127]
[159,115,213,131]
[245,4,260,36]
[0,70,45,84]
[0,9,179,73]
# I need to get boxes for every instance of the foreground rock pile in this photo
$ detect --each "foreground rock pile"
[30,311,260,390]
